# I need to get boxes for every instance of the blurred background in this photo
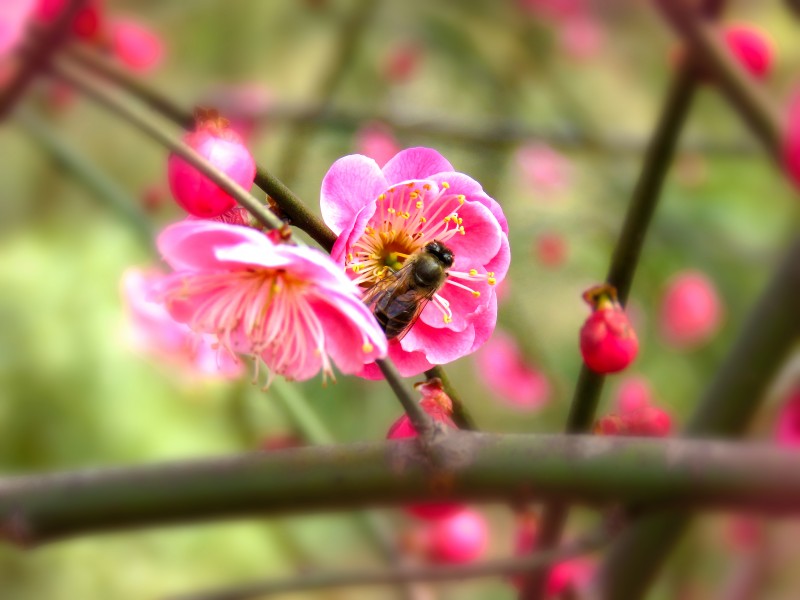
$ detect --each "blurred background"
[2,0,800,598]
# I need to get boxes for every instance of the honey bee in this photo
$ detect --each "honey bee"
[364,240,455,340]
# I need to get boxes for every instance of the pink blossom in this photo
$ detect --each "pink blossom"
[155,220,387,383]
[659,270,723,349]
[110,17,164,72]
[782,87,800,190]
[0,0,35,58]
[545,559,595,598]
[382,41,423,84]
[320,147,510,378]
[614,375,653,414]
[355,123,400,168]
[516,143,571,196]
[534,232,568,268]
[121,268,242,379]
[559,16,605,61]
[476,330,550,411]
[723,24,773,81]
[775,388,800,448]
[34,0,102,41]
[516,0,585,22]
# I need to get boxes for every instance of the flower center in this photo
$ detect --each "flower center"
[344,181,497,325]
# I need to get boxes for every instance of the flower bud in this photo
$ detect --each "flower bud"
[386,379,463,520]
[579,284,638,374]
[659,270,722,349]
[168,114,256,218]
[426,509,488,565]
[723,24,773,80]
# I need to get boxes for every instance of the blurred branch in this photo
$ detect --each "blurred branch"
[0,0,87,120]
[257,105,757,158]
[48,60,285,232]
[166,525,611,600]
[596,233,800,600]
[6,434,800,546]
[653,0,782,161]
[521,50,703,600]
[14,108,156,250]
[275,0,378,186]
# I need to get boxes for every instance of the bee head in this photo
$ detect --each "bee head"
[425,241,454,268]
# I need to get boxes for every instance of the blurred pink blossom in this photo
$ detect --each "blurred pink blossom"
[534,232,568,268]
[156,220,387,383]
[355,123,400,168]
[34,0,103,41]
[516,143,572,196]
[775,387,800,448]
[0,0,35,58]
[382,41,423,83]
[659,270,723,350]
[121,268,242,379]
[321,147,509,378]
[614,375,653,414]
[110,17,164,72]
[476,330,550,410]
[559,16,605,61]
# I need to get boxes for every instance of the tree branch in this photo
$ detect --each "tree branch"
[5,434,800,547]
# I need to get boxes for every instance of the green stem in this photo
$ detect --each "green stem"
[166,528,610,600]
[0,0,87,119]
[49,60,284,232]
[596,233,800,599]
[5,434,800,546]
[14,109,155,250]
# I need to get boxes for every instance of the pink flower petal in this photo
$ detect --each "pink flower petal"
[445,200,502,267]
[382,147,454,184]
[430,172,509,233]
[321,154,387,235]
[402,320,476,365]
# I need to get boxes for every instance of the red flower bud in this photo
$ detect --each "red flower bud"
[579,285,638,374]
[723,24,773,80]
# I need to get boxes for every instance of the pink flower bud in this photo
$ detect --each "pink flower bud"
[615,375,653,414]
[579,285,638,374]
[387,380,463,520]
[168,117,256,218]
[426,509,489,565]
[775,387,800,448]
[723,24,773,80]
[659,270,723,349]
[110,18,164,72]
[595,405,672,438]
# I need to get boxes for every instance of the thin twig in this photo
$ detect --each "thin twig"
[377,359,434,439]
[0,0,87,120]
[165,526,611,600]
[48,60,284,232]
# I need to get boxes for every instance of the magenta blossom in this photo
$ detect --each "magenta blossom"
[476,329,550,411]
[155,220,387,383]
[775,388,800,448]
[320,147,510,378]
[121,268,242,379]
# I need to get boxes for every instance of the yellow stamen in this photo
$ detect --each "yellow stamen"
[472,291,481,298]
[459,226,465,235]
[362,342,374,353]
[469,269,478,276]
[488,277,496,285]
[457,195,466,205]
[415,201,423,209]
[442,182,450,189]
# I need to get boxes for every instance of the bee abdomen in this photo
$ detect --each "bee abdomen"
[374,290,419,340]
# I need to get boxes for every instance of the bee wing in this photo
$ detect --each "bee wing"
[362,263,440,341]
